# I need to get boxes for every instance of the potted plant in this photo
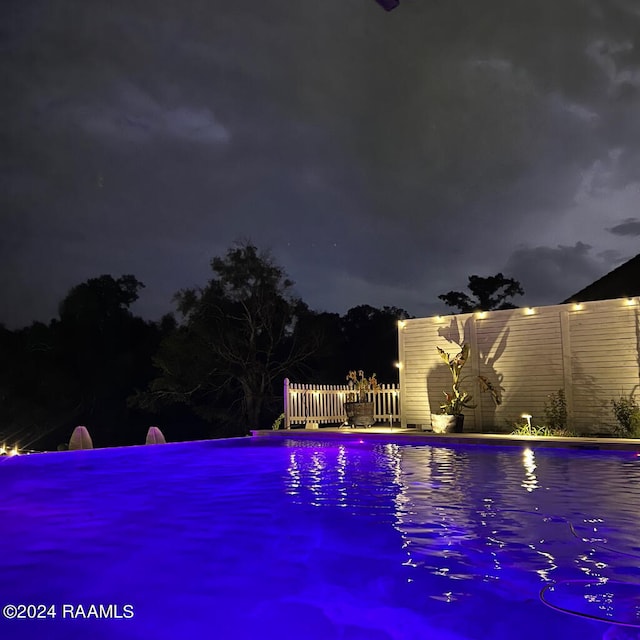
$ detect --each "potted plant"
[344,370,380,427]
[432,343,501,433]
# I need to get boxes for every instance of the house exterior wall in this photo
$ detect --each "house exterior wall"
[398,298,640,433]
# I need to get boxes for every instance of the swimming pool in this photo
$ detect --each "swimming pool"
[0,437,639,639]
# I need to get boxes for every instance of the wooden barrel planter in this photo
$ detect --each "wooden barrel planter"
[344,401,375,427]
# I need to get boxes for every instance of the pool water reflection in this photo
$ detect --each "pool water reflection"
[0,438,639,639]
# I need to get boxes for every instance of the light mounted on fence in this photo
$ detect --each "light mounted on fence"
[626,298,636,306]
[573,303,583,311]
[525,307,535,315]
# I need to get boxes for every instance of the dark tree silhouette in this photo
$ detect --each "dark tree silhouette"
[137,242,317,432]
[341,305,412,381]
[292,311,345,383]
[0,259,418,448]
[0,322,75,450]
[438,273,524,313]
[283,305,412,385]
[1,275,162,449]
[59,275,142,325]
[55,274,160,446]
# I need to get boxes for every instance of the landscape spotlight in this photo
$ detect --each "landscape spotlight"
[375,0,400,11]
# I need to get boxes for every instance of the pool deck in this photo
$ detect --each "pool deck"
[252,426,640,451]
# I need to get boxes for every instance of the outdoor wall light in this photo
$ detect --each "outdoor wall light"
[525,307,535,315]
[626,298,636,306]
[398,320,406,328]
[477,311,487,319]
[573,303,583,311]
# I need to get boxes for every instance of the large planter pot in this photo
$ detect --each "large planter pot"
[345,401,375,427]
[430,414,464,434]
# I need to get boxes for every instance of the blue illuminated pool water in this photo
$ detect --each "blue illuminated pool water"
[1,437,639,639]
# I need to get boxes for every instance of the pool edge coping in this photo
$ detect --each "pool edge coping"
[251,428,640,451]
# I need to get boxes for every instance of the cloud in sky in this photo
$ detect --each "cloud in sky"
[2,0,640,328]
[503,242,615,306]
[77,84,232,145]
[608,217,640,236]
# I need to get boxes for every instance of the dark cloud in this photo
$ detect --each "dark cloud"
[503,242,619,305]
[2,0,640,327]
[608,217,640,236]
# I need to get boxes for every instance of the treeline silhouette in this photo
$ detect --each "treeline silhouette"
[0,243,410,450]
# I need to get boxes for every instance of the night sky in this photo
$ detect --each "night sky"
[3,0,640,329]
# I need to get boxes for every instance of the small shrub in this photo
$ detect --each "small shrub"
[544,389,567,431]
[511,422,553,437]
[549,427,577,437]
[271,412,285,430]
[509,412,577,438]
[611,394,640,437]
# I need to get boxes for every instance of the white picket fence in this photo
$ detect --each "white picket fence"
[283,378,400,428]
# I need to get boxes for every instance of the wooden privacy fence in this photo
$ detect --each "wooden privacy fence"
[397,297,640,433]
[283,379,400,428]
